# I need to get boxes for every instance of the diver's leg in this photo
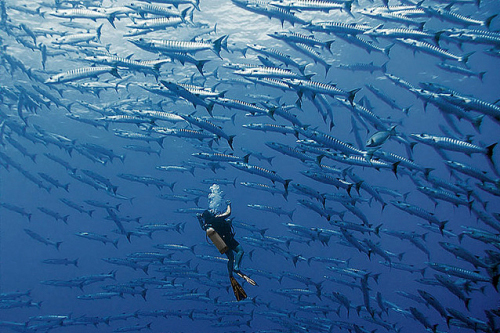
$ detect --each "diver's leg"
[226,250,235,277]
[233,245,244,272]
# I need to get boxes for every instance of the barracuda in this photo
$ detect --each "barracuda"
[444,32,500,47]
[98,115,153,125]
[445,160,499,184]
[127,9,190,30]
[129,35,226,58]
[246,44,306,73]
[24,229,62,250]
[365,84,406,111]
[125,3,181,17]
[364,26,433,40]
[176,83,226,98]
[427,262,493,285]
[390,200,446,231]
[245,77,292,91]
[410,133,496,163]
[85,55,170,77]
[418,186,472,209]
[152,127,218,142]
[155,0,200,11]
[179,114,234,149]
[265,141,314,162]
[346,170,387,207]
[52,25,103,45]
[283,78,360,104]
[268,31,333,52]
[304,21,377,35]
[333,221,382,237]
[130,110,184,123]
[300,170,354,193]
[287,42,332,75]
[397,38,474,64]
[49,8,117,28]
[229,161,291,191]
[440,93,500,120]
[290,182,325,204]
[434,274,471,309]
[212,98,272,116]
[438,242,490,269]
[234,66,312,80]
[358,9,425,27]
[45,66,121,84]
[113,129,165,148]
[247,204,294,220]
[192,152,249,163]
[160,80,214,114]
[436,62,485,81]
[297,127,366,156]
[424,5,497,28]
[245,2,308,26]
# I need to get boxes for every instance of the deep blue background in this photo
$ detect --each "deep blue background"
[1,0,499,332]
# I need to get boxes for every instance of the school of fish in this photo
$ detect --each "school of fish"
[0,0,499,332]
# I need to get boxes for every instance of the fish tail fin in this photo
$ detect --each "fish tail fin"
[227,135,235,150]
[180,7,191,23]
[434,31,444,46]
[156,136,164,149]
[107,14,116,29]
[460,51,475,65]
[384,43,394,58]
[55,242,63,251]
[485,14,497,29]
[473,115,484,132]
[324,63,332,77]
[486,143,497,164]
[96,23,103,42]
[478,71,486,82]
[109,67,121,79]
[112,239,119,249]
[348,88,361,106]
[212,35,226,58]
[196,60,210,75]
[297,63,307,75]
[492,274,499,291]
[392,161,400,176]
[325,40,334,54]
[284,179,291,194]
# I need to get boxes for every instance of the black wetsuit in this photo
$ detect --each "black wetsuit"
[204,215,239,251]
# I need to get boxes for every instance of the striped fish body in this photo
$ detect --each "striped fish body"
[45,66,120,84]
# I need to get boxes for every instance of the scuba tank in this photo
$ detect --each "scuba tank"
[206,227,228,254]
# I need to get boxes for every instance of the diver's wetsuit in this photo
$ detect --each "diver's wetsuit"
[199,206,244,278]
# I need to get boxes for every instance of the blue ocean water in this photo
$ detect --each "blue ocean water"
[0,0,499,332]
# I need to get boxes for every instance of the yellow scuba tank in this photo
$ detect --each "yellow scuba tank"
[206,227,228,254]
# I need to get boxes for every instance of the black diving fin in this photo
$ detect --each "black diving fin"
[236,271,258,286]
[230,276,247,301]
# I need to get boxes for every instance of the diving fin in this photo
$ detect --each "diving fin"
[236,271,258,286]
[230,276,247,301]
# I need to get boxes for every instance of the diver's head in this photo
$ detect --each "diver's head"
[202,210,215,221]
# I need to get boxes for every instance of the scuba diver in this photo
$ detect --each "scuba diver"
[198,200,256,301]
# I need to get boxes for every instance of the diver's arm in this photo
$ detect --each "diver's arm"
[216,201,231,219]
[197,214,207,230]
